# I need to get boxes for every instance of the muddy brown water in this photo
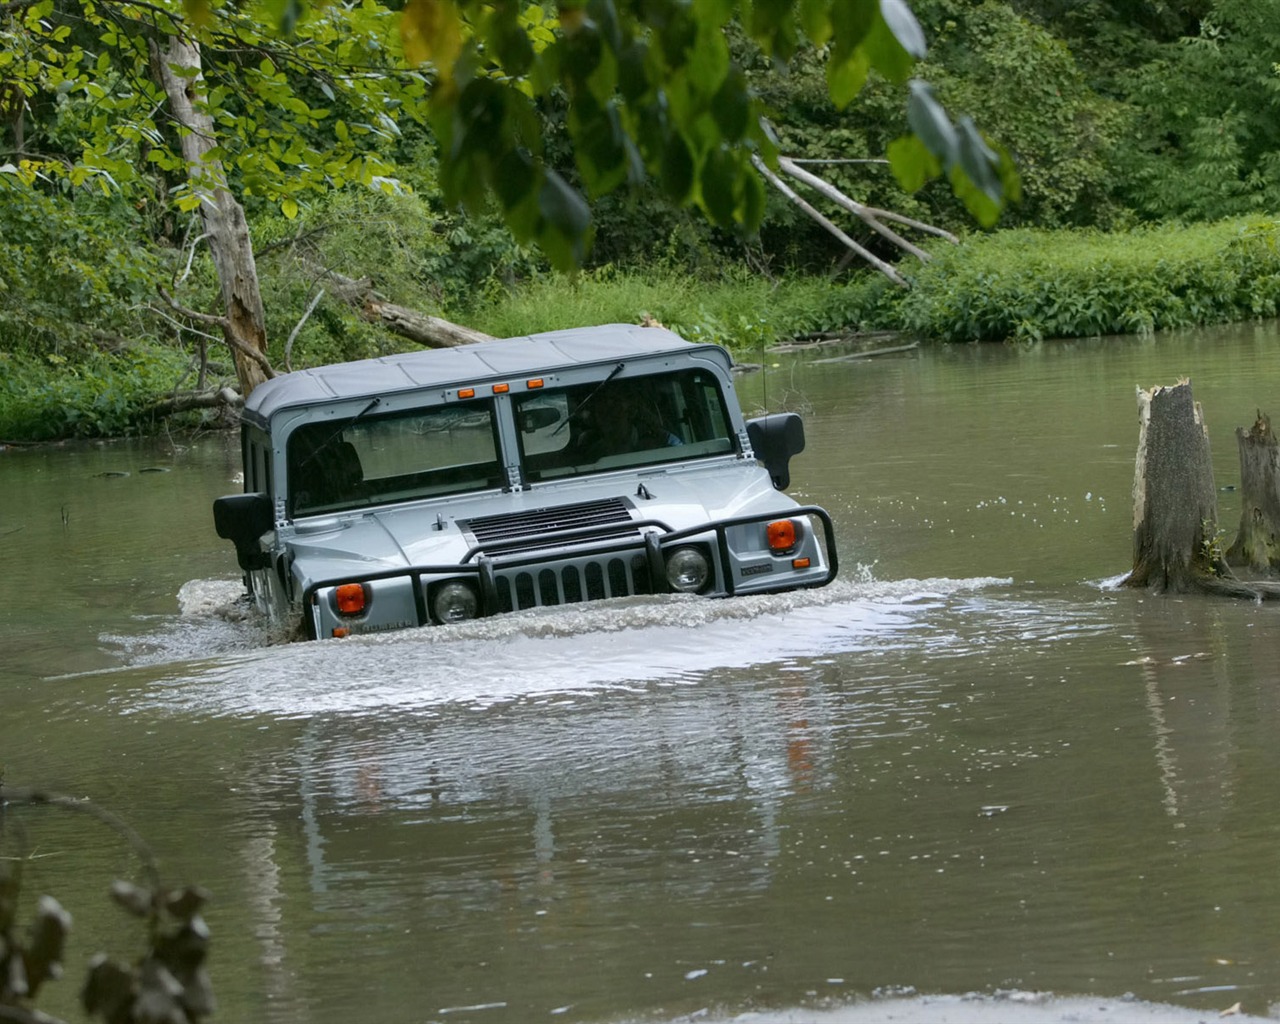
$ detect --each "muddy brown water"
[3,324,1280,1024]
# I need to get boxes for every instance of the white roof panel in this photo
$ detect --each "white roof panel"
[243,323,724,424]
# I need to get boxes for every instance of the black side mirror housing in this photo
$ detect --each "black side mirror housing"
[213,492,274,571]
[746,413,806,490]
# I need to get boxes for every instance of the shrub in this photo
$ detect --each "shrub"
[0,346,193,441]
[897,218,1280,342]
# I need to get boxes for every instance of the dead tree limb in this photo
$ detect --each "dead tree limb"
[313,269,494,348]
[752,155,909,288]
[155,287,276,379]
[777,156,957,261]
[284,287,326,372]
[1120,381,1280,599]
[1225,411,1280,573]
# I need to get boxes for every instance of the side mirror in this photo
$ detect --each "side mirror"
[746,413,806,490]
[213,492,274,571]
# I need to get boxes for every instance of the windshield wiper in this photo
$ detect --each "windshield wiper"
[553,362,625,436]
[296,396,382,470]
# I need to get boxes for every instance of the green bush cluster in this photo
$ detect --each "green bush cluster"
[0,346,192,441]
[0,188,162,355]
[897,218,1280,342]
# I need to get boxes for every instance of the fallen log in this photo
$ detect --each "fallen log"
[1120,381,1280,599]
[319,271,494,348]
[142,387,243,418]
[1225,411,1280,573]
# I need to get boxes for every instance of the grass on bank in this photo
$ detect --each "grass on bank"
[465,267,894,352]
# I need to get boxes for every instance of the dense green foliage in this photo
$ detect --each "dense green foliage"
[0,345,192,440]
[898,218,1280,342]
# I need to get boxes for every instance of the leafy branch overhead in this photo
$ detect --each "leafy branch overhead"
[4,0,1013,271]
[397,0,1018,268]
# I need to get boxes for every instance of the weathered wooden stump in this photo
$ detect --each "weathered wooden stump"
[1225,412,1280,574]
[1120,381,1260,597]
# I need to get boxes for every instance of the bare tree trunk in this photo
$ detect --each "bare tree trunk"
[1121,381,1271,598]
[1225,411,1280,573]
[152,37,271,398]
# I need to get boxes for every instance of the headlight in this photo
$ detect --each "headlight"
[665,546,710,593]
[432,580,480,623]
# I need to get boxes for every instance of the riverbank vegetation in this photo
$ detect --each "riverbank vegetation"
[3,0,1279,440]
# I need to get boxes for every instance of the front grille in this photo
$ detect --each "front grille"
[465,497,634,543]
[494,554,654,612]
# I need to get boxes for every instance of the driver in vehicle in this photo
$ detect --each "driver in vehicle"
[573,382,684,461]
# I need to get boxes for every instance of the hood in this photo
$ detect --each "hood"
[284,460,794,585]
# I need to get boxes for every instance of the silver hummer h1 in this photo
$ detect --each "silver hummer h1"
[213,324,838,639]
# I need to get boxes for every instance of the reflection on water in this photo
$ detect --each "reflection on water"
[4,325,1280,1024]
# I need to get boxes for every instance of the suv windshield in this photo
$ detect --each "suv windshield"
[288,400,501,516]
[516,368,735,483]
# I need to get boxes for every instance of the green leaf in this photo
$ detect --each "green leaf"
[879,0,926,59]
[826,47,869,110]
[954,116,1001,202]
[710,68,750,142]
[538,168,590,240]
[798,0,832,46]
[828,0,877,53]
[886,133,940,192]
[905,79,956,165]
[537,169,592,270]
[862,6,918,84]
[659,133,694,203]
[700,146,738,228]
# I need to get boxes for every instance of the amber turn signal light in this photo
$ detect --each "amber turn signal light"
[766,519,797,553]
[335,583,367,615]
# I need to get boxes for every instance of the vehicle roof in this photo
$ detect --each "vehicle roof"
[243,323,729,425]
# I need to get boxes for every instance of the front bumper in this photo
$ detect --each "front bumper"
[302,506,838,639]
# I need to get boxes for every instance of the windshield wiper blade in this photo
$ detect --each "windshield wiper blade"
[297,396,381,470]
[553,362,625,436]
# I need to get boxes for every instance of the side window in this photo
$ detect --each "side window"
[244,429,272,497]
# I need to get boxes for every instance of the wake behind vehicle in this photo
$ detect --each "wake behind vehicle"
[213,324,838,640]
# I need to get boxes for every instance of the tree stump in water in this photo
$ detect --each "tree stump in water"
[1225,412,1280,573]
[1120,381,1259,597]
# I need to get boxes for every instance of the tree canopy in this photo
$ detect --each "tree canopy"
[1,0,1017,271]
